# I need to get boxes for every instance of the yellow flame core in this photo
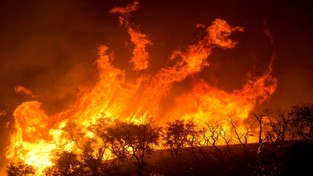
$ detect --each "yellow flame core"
[6,17,277,175]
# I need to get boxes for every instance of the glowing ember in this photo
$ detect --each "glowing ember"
[6,1,276,175]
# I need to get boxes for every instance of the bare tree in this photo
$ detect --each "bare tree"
[289,104,313,142]
[184,120,201,155]
[220,125,236,161]
[202,121,224,162]
[229,116,253,159]
[252,112,265,144]
[265,110,291,144]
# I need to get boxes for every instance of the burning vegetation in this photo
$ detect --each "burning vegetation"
[7,1,313,176]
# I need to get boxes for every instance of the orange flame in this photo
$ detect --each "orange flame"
[110,1,152,70]
[109,1,139,26]
[14,85,37,98]
[6,2,277,175]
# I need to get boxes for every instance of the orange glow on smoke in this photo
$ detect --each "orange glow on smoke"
[6,1,277,175]
[14,85,37,98]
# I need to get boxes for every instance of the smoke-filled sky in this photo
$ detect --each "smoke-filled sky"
[0,0,312,168]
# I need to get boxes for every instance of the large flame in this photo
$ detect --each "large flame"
[6,1,277,175]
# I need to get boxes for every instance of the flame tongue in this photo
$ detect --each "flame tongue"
[70,45,139,125]
[6,2,277,175]
[128,19,245,120]
[170,71,277,124]
[110,1,152,71]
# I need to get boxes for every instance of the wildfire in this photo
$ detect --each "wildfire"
[6,1,277,175]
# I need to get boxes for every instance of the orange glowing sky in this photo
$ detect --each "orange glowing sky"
[0,0,312,171]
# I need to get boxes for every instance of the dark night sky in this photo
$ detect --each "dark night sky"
[0,0,312,168]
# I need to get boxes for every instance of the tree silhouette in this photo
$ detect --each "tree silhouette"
[163,120,200,161]
[289,104,313,141]
[7,103,313,176]
[229,116,253,158]
[265,110,291,144]
[44,151,89,176]
[98,121,160,176]
[202,120,224,162]
[6,162,35,176]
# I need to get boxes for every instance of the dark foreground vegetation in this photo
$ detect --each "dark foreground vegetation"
[7,103,313,176]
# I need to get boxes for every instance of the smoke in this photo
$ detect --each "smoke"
[14,86,37,98]
[0,110,7,117]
